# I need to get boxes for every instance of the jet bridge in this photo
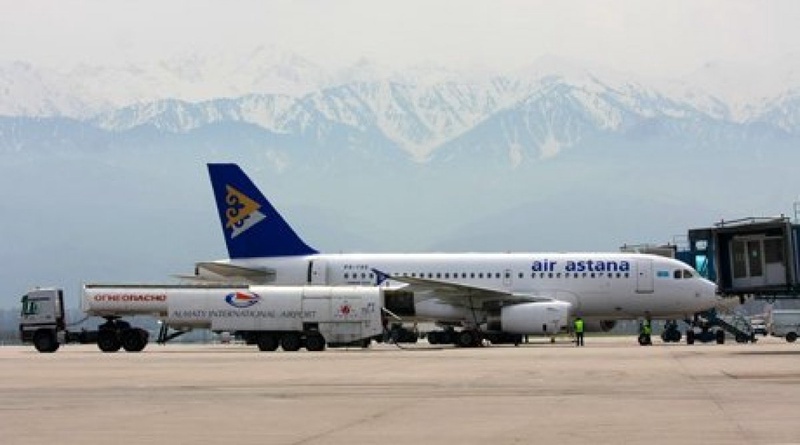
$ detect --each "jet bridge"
[679,217,800,298]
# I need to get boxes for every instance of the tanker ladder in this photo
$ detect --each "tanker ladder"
[157,322,190,345]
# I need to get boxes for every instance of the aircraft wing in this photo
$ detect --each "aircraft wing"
[375,270,556,308]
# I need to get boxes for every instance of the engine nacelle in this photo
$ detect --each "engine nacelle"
[487,301,571,334]
[583,320,617,332]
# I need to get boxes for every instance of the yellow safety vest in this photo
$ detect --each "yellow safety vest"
[574,319,584,333]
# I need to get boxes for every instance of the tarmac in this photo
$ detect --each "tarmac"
[2,336,800,445]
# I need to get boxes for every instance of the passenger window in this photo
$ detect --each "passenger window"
[478,273,483,279]
[518,272,523,279]
[344,273,349,279]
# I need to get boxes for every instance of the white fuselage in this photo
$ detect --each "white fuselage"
[199,252,718,323]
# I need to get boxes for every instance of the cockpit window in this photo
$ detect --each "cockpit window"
[673,270,682,279]
[674,269,695,279]
[682,269,694,279]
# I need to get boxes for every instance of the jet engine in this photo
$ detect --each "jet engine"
[583,320,617,332]
[487,301,571,334]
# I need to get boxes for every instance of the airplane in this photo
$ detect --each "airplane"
[190,163,719,346]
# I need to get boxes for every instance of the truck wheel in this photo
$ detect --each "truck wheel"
[121,328,148,352]
[33,330,59,353]
[305,333,326,352]
[281,333,302,352]
[256,334,279,352]
[97,330,121,353]
[457,330,476,347]
[786,332,797,343]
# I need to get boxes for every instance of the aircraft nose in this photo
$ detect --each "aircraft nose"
[702,279,721,309]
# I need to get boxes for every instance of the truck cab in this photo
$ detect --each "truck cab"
[19,288,65,352]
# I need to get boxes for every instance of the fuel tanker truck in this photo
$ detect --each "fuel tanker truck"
[19,284,386,353]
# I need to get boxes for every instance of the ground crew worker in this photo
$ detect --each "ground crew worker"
[574,316,585,347]
[638,319,653,345]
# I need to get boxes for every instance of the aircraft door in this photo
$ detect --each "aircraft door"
[503,269,513,288]
[636,259,654,294]
[307,260,329,285]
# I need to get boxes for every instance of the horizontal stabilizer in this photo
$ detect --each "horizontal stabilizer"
[190,262,277,284]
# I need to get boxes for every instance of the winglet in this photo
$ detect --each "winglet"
[207,163,318,258]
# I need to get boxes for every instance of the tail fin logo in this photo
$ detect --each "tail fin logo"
[224,185,267,238]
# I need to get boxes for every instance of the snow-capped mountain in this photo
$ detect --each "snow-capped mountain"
[2,51,800,166]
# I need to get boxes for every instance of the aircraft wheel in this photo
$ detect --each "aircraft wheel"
[715,330,725,344]
[427,331,440,345]
[786,332,797,343]
[256,333,279,351]
[305,333,326,352]
[33,329,59,353]
[281,333,302,352]
[735,333,748,344]
[686,330,695,345]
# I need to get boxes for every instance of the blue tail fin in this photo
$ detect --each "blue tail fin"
[207,163,318,258]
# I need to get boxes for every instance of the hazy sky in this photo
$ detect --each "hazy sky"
[2,0,799,76]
